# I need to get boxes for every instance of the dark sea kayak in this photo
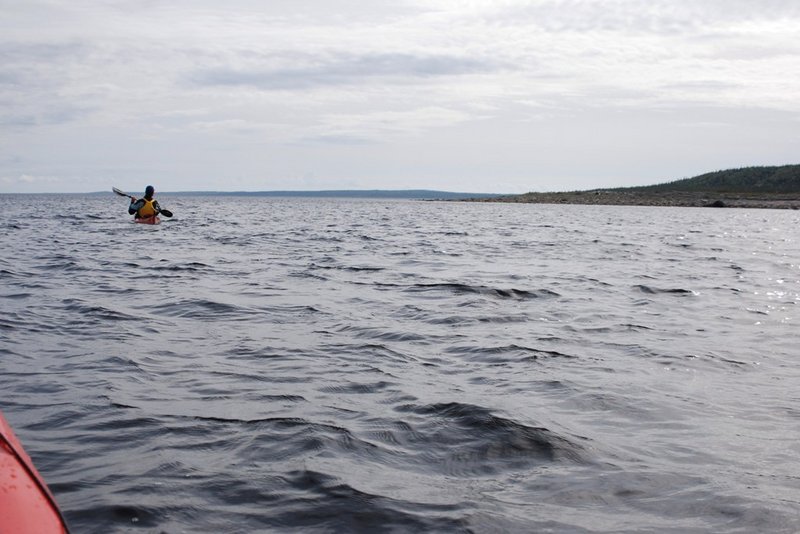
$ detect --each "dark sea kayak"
[0,411,69,533]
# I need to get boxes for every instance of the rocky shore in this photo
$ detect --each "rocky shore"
[471,189,800,209]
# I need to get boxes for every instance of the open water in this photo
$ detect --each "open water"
[1,194,799,533]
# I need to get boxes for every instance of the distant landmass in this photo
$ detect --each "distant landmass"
[157,189,503,200]
[89,165,798,208]
[482,165,800,209]
[632,164,800,194]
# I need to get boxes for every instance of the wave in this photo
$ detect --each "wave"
[263,469,470,532]
[61,299,140,322]
[445,344,578,363]
[319,343,417,363]
[392,402,587,476]
[308,262,386,272]
[150,261,216,272]
[153,298,254,320]
[633,284,695,295]
[403,283,561,300]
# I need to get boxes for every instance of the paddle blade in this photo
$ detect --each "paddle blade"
[160,209,173,218]
[113,187,133,199]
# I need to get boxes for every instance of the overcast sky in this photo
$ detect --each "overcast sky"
[1,0,798,193]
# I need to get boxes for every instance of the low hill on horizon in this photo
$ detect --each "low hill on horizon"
[620,164,800,194]
[97,189,503,200]
[175,189,504,199]
[489,164,800,208]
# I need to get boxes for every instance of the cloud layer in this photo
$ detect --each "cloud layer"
[1,0,799,192]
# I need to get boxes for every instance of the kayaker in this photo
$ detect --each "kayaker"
[128,185,162,220]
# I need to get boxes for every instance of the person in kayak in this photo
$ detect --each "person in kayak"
[128,185,162,219]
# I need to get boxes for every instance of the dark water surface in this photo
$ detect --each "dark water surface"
[1,194,798,533]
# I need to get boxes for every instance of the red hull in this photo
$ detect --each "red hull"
[134,215,161,225]
[0,411,69,533]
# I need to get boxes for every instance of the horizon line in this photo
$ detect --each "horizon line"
[2,188,512,197]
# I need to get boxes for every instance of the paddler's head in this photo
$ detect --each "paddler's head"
[144,185,155,199]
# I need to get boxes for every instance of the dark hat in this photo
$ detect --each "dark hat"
[145,185,155,197]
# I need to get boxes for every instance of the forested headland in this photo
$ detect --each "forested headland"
[479,165,800,209]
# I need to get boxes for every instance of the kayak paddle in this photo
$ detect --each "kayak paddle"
[112,187,173,218]
[112,186,134,200]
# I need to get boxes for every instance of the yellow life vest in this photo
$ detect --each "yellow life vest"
[137,199,156,218]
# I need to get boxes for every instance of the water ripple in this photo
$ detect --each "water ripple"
[1,196,798,533]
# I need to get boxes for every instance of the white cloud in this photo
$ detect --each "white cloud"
[299,106,476,144]
[188,53,504,91]
[1,0,798,192]
[1,174,61,186]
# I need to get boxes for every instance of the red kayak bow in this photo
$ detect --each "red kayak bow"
[0,410,69,533]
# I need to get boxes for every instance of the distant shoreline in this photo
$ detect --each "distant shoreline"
[6,188,799,209]
[465,190,800,209]
[60,190,502,200]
